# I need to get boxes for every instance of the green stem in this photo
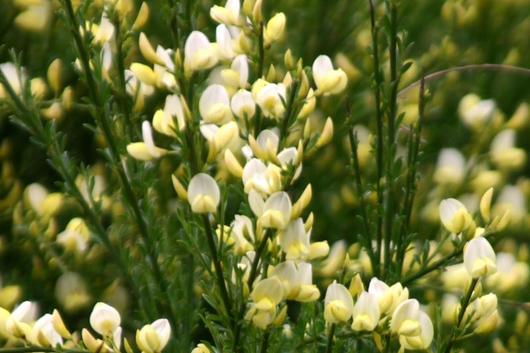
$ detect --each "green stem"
[201,214,233,316]
[259,330,271,353]
[368,0,384,276]
[348,129,377,270]
[112,14,135,141]
[443,278,479,353]
[396,78,425,277]
[325,324,336,353]
[383,0,400,278]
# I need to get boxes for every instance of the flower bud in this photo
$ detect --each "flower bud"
[133,2,150,30]
[264,13,286,46]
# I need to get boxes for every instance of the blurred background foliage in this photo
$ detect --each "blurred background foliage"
[1,0,530,352]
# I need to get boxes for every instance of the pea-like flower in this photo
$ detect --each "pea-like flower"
[271,261,320,302]
[28,313,63,347]
[312,55,347,95]
[249,191,292,229]
[439,198,475,235]
[184,31,218,73]
[464,236,497,278]
[136,319,171,353]
[127,121,168,161]
[255,83,286,119]
[434,148,466,186]
[245,277,285,329]
[279,218,310,260]
[231,89,256,119]
[153,95,187,136]
[89,302,121,336]
[210,0,241,26]
[351,291,380,332]
[390,299,433,351]
[242,158,281,195]
[199,84,233,124]
[324,281,353,324]
[187,173,221,214]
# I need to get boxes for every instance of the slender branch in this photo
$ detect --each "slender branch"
[383,0,400,278]
[201,214,233,316]
[348,129,377,269]
[325,324,336,353]
[443,278,479,353]
[368,0,384,276]
[402,246,461,286]
[259,330,271,353]
[399,64,530,98]
[396,77,425,277]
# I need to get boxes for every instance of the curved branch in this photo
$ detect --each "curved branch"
[399,64,530,98]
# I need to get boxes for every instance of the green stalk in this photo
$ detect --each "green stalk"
[383,0,400,278]
[201,214,233,316]
[325,324,336,353]
[112,14,135,141]
[368,0,384,276]
[443,278,479,353]
[396,78,425,277]
[348,129,377,271]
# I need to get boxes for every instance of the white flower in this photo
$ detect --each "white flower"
[89,302,121,336]
[184,31,218,73]
[312,55,347,95]
[216,25,238,60]
[0,62,26,98]
[439,198,475,234]
[255,83,286,119]
[153,95,186,136]
[231,89,256,119]
[390,299,433,351]
[351,291,380,332]
[248,191,292,229]
[242,158,281,195]
[57,218,90,253]
[29,313,63,347]
[464,236,497,278]
[229,215,255,254]
[324,281,353,324]
[279,218,310,260]
[94,15,115,44]
[271,261,319,302]
[199,121,239,158]
[126,121,168,161]
[490,129,526,171]
[187,173,220,214]
[434,148,466,185]
[6,301,39,337]
[210,0,241,26]
[136,318,171,353]
[199,84,233,124]
[458,94,496,130]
